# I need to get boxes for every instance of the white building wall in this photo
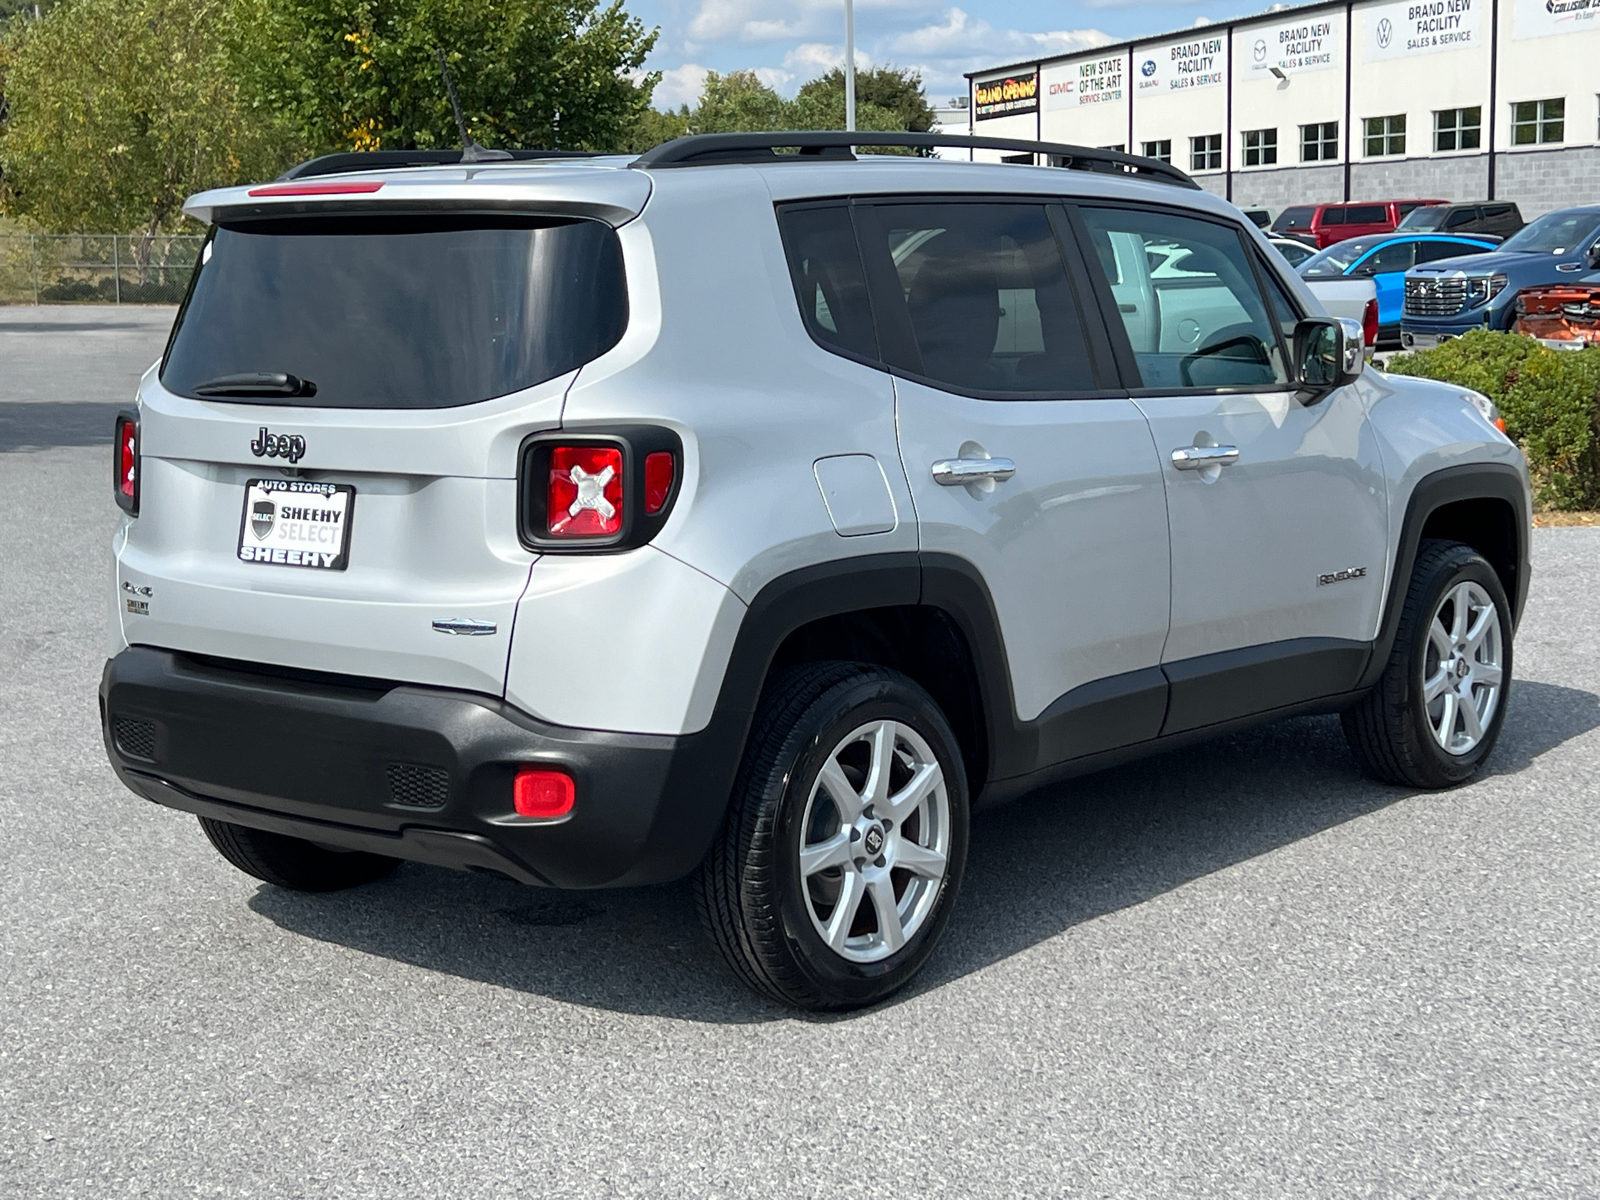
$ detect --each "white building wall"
[968,0,1600,216]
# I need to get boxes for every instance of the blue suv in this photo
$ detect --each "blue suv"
[1299,233,1498,347]
[1401,206,1600,349]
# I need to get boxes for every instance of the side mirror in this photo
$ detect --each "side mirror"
[1294,317,1363,396]
[1588,242,1600,270]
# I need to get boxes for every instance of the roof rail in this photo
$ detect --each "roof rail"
[278,149,602,181]
[630,131,1200,190]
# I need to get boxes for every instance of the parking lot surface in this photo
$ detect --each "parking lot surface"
[2,306,1597,1197]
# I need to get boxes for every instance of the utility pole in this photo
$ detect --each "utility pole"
[844,0,856,132]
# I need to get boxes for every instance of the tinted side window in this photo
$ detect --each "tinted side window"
[1346,205,1388,224]
[1321,207,1348,226]
[1078,206,1290,391]
[1445,209,1476,229]
[865,203,1097,395]
[776,205,878,361]
[1416,239,1491,263]
[1274,205,1316,232]
[1359,242,1416,274]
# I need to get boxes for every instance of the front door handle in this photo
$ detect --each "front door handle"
[931,457,1017,485]
[1171,445,1240,471]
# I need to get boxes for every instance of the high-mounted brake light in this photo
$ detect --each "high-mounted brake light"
[1362,298,1379,348]
[246,181,386,197]
[114,412,139,516]
[548,446,624,537]
[513,768,575,819]
[644,451,675,514]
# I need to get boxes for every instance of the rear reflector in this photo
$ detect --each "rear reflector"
[246,181,386,197]
[644,451,675,514]
[513,768,576,819]
[548,446,624,537]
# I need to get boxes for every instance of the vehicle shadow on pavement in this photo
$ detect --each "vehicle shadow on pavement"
[0,401,124,451]
[246,679,1598,1022]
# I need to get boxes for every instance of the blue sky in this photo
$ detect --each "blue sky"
[629,0,1270,109]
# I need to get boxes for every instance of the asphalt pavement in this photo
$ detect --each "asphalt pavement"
[2,306,1597,1197]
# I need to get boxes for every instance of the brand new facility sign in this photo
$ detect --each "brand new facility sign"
[1364,0,1482,58]
[1245,16,1342,74]
[1135,36,1228,94]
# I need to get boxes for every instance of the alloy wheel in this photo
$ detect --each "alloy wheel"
[1422,580,1504,756]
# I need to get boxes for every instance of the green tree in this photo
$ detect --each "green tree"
[687,70,789,134]
[794,66,936,134]
[0,0,300,234]
[233,0,659,154]
[619,103,689,153]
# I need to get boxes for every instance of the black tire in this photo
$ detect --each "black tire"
[1343,540,1513,788]
[198,817,401,892]
[694,662,969,1010]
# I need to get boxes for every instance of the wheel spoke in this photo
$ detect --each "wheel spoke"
[817,757,863,823]
[1473,662,1503,688]
[1429,617,1454,662]
[859,721,897,811]
[893,838,947,880]
[1463,603,1497,658]
[1448,583,1473,640]
[823,870,866,951]
[867,877,906,953]
[1459,693,1485,743]
[1435,691,1458,747]
[800,832,853,878]
[1423,666,1453,702]
[883,760,942,825]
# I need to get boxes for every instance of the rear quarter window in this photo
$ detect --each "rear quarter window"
[162,214,627,409]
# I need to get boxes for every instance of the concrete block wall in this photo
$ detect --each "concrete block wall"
[1494,148,1600,218]
[1227,165,1346,211]
[1349,155,1492,204]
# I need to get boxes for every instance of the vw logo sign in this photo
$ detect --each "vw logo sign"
[1141,59,1157,77]
[1377,17,1393,47]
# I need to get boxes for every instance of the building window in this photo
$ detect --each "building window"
[1364,114,1407,156]
[1511,98,1564,145]
[1099,143,1126,152]
[1300,122,1338,162]
[1141,139,1172,164]
[1190,134,1222,171]
[1242,128,1278,166]
[1434,107,1482,152]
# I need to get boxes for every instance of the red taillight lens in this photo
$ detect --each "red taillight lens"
[1362,298,1379,348]
[548,446,624,537]
[513,768,575,819]
[644,451,675,515]
[114,414,139,514]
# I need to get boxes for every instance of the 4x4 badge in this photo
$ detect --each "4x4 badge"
[250,427,306,464]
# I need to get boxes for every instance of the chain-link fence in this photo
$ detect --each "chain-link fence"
[0,234,203,305]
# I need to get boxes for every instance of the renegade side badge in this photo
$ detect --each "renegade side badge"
[432,617,498,636]
[1317,566,1368,586]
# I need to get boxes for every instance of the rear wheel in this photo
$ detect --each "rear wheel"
[1343,540,1512,788]
[198,817,401,892]
[695,663,969,1010]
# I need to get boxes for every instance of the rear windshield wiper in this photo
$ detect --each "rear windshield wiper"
[191,372,317,398]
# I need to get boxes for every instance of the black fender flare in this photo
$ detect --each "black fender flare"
[1357,461,1529,692]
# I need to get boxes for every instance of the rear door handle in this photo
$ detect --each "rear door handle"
[931,457,1017,485]
[1171,445,1240,470]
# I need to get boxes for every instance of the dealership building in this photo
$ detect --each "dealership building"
[965,0,1600,216]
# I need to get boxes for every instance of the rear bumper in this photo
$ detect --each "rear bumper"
[100,647,727,888]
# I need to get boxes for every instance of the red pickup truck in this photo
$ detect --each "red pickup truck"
[1274,200,1447,249]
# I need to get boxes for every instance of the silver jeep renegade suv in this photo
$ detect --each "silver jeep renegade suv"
[101,133,1531,1010]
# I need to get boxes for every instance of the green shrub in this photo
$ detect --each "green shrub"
[1385,330,1600,510]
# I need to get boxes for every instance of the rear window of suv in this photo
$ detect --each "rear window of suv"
[162,214,627,409]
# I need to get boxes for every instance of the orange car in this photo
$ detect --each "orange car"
[1513,282,1600,348]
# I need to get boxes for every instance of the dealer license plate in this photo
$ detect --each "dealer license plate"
[237,479,354,570]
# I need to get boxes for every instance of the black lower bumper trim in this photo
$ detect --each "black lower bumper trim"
[100,646,724,888]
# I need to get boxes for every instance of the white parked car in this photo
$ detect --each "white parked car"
[102,133,1530,1009]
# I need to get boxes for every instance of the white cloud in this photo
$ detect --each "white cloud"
[689,0,931,43]
[653,63,712,109]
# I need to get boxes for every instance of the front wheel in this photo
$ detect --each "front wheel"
[1343,540,1513,788]
[695,663,969,1010]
